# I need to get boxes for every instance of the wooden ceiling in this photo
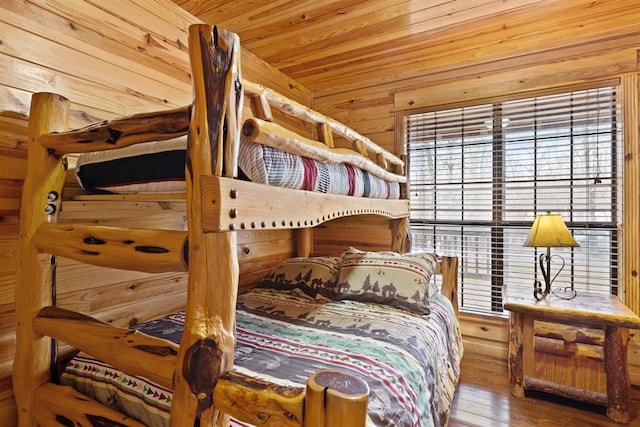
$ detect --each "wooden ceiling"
[173,0,639,101]
[172,0,556,94]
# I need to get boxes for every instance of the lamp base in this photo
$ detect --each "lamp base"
[533,251,572,300]
[551,287,577,300]
[533,251,553,300]
[533,280,550,300]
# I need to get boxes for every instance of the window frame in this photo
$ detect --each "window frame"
[400,80,624,315]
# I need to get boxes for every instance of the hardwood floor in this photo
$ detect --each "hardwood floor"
[449,353,640,426]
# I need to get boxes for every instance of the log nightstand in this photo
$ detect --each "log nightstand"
[503,287,640,424]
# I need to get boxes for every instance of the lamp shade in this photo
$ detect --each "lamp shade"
[523,212,579,248]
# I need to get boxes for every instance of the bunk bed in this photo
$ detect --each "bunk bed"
[14,24,462,427]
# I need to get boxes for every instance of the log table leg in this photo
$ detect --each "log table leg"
[604,325,631,424]
[508,312,525,397]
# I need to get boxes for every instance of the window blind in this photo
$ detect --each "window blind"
[404,86,622,315]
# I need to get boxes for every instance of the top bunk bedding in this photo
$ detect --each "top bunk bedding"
[74,136,401,199]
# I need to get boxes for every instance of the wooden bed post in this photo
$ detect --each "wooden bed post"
[171,25,243,426]
[390,217,409,253]
[297,228,314,257]
[440,256,459,317]
[304,370,369,427]
[14,93,69,426]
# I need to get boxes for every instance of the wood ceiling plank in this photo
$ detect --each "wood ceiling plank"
[330,32,640,101]
[286,0,640,91]
[245,0,541,67]
[179,0,275,20]
[311,30,640,100]
[174,0,639,98]
[209,0,376,46]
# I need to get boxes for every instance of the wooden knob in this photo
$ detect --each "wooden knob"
[561,328,578,342]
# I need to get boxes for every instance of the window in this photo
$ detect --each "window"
[404,85,622,315]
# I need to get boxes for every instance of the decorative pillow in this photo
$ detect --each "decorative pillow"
[256,256,340,299]
[334,247,438,314]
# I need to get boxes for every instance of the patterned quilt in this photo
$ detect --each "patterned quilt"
[61,289,462,426]
[74,137,400,199]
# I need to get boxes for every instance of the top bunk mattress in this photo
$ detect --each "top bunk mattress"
[74,137,401,199]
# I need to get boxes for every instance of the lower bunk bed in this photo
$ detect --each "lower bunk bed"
[59,252,462,427]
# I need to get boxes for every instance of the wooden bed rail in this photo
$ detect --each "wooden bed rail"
[214,369,369,427]
[34,93,403,182]
[31,56,402,184]
[200,175,410,232]
[31,304,372,427]
[34,306,178,389]
[33,383,146,426]
[242,80,404,175]
[33,223,188,273]
[36,105,192,153]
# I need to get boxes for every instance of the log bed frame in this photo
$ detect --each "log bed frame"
[14,24,459,426]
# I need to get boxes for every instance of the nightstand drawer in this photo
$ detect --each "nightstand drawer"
[533,320,606,393]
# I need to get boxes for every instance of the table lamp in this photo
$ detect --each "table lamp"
[523,212,579,300]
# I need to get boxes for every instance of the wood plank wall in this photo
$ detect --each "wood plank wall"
[0,1,312,425]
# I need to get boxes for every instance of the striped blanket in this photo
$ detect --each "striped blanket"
[74,137,400,199]
[61,289,462,426]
